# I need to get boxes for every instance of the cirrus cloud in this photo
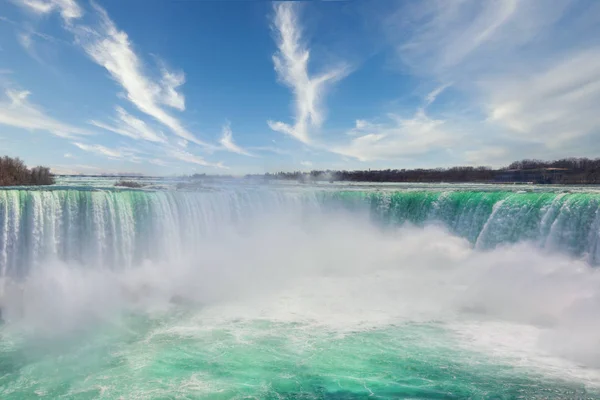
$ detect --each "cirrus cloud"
[0,88,93,138]
[90,106,167,144]
[219,122,253,156]
[71,4,212,148]
[268,2,349,144]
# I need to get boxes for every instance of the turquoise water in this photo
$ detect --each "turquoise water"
[1,183,600,398]
[2,314,598,399]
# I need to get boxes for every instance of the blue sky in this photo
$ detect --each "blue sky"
[0,0,599,175]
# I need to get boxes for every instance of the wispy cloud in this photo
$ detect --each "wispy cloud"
[219,122,253,156]
[70,3,211,148]
[265,2,458,164]
[14,26,64,66]
[0,88,92,137]
[71,142,159,165]
[13,0,252,171]
[268,2,348,144]
[377,0,600,162]
[72,142,128,159]
[484,48,600,146]
[425,82,451,106]
[90,106,167,143]
[15,0,83,22]
[2,13,60,43]
[15,30,45,64]
[71,138,226,169]
[333,108,454,162]
[167,148,225,169]
[158,63,186,111]
[2,12,62,63]
[393,0,526,76]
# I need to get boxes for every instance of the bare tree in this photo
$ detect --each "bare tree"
[0,156,55,186]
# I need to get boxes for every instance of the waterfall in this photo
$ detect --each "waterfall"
[0,188,319,278]
[327,190,600,263]
[0,187,599,278]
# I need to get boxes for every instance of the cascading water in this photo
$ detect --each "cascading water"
[327,190,600,262]
[1,188,599,278]
[1,183,600,399]
[0,188,321,277]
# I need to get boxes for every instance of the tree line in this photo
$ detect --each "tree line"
[247,158,600,184]
[3,155,599,186]
[0,156,55,186]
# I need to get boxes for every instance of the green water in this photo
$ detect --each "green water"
[2,309,598,399]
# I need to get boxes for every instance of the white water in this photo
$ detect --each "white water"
[1,186,600,279]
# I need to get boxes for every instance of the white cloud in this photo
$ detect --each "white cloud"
[90,106,167,143]
[393,0,540,76]
[72,141,198,168]
[13,0,232,171]
[264,2,461,164]
[168,148,226,169]
[17,0,83,22]
[72,142,155,164]
[159,65,186,111]
[300,160,312,167]
[425,82,451,106]
[268,2,348,144]
[378,0,600,162]
[333,109,454,161]
[18,0,53,15]
[72,142,127,159]
[484,48,600,146]
[0,88,92,137]
[71,3,211,148]
[219,122,252,156]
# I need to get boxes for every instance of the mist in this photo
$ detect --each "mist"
[2,207,600,376]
